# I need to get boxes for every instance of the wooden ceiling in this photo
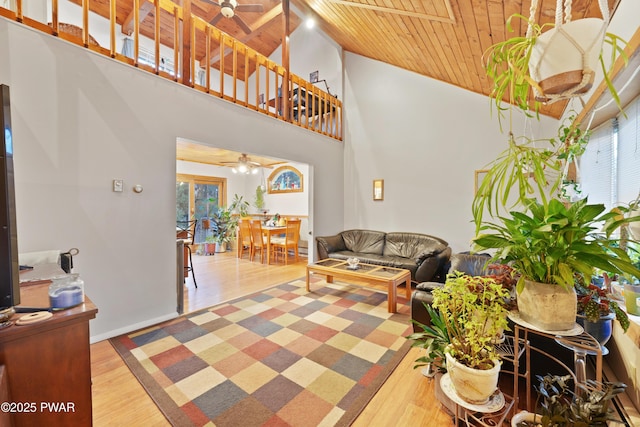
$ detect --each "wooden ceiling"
[74,0,621,119]
[292,0,621,119]
[176,141,286,168]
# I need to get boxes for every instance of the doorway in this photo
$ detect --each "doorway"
[176,143,313,314]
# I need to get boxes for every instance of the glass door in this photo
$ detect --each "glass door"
[176,174,226,243]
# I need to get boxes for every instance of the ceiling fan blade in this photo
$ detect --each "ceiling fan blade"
[234,15,252,34]
[210,13,224,26]
[201,0,221,6]
[236,4,264,12]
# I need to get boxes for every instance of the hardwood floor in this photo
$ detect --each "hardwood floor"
[91,251,454,426]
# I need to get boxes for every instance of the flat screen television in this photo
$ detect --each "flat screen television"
[0,84,21,310]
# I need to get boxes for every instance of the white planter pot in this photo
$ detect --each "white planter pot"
[518,280,577,331]
[445,353,501,405]
[529,18,606,102]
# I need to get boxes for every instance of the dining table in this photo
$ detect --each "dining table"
[262,225,286,264]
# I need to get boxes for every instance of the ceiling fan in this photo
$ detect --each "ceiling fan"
[221,153,262,174]
[203,0,264,34]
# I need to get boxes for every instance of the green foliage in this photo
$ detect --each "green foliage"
[406,304,450,373]
[229,194,250,217]
[472,114,592,233]
[210,206,237,244]
[575,281,630,332]
[254,185,266,210]
[474,198,640,292]
[483,14,549,122]
[472,133,563,233]
[430,272,510,370]
[530,375,626,427]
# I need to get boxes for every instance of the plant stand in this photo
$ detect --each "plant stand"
[508,312,603,414]
[439,373,514,427]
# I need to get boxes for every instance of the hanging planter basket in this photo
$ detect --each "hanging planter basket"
[528,0,609,103]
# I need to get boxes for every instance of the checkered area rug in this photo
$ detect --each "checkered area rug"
[110,278,412,427]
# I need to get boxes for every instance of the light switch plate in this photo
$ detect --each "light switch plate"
[113,179,124,192]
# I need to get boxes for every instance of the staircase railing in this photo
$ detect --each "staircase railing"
[0,0,342,140]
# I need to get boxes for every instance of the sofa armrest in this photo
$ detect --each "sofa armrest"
[315,234,346,259]
[411,282,444,332]
[414,247,451,283]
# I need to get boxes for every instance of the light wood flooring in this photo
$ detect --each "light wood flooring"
[90,251,455,426]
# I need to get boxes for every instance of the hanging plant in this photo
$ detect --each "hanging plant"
[483,0,628,126]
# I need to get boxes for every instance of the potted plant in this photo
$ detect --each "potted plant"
[210,206,235,252]
[512,374,627,427]
[203,235,216,256]
[473,197,640,331]
[229,194,250,217]
[429,272,511,404]
[575,279,630,348]
[253,185,266,214]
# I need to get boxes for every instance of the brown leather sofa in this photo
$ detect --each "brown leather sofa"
[315,229,451,283]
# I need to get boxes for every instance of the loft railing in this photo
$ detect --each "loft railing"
[0,0,343,140]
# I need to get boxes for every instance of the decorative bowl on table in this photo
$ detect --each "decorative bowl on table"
[347,258,360,270]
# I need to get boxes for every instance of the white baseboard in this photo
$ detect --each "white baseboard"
[89,312,179,344]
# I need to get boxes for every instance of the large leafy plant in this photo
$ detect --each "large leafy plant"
[430,272,510,370]
[473,198,640,292]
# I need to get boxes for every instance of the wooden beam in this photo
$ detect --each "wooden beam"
[200,4,283,67]
[575,26,640,128]
[122,0,154,36]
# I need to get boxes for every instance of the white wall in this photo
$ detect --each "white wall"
[342,53,560,252]
[0,17,343,341]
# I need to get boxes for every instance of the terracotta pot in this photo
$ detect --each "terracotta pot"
[204,243,216,256]
[518,280,577,331]
[445,353,501,405]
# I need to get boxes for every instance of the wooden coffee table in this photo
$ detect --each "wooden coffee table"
[306,258,411,313]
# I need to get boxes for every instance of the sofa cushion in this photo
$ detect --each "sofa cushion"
[383,232,447,260]
[341,230,386,255]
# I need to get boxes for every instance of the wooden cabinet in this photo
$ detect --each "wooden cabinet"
[0,281,97,426]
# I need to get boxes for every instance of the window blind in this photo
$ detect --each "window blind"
[580,120,614,208]
[617,95,640,204]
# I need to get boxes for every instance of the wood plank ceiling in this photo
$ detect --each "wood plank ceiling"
[292,0,621,119]
[74,0,620,120]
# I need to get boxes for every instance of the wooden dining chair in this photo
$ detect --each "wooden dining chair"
[176,219,197,288]
[237,218,253,259]
[249,220,267,263]
[270,218,301,265]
